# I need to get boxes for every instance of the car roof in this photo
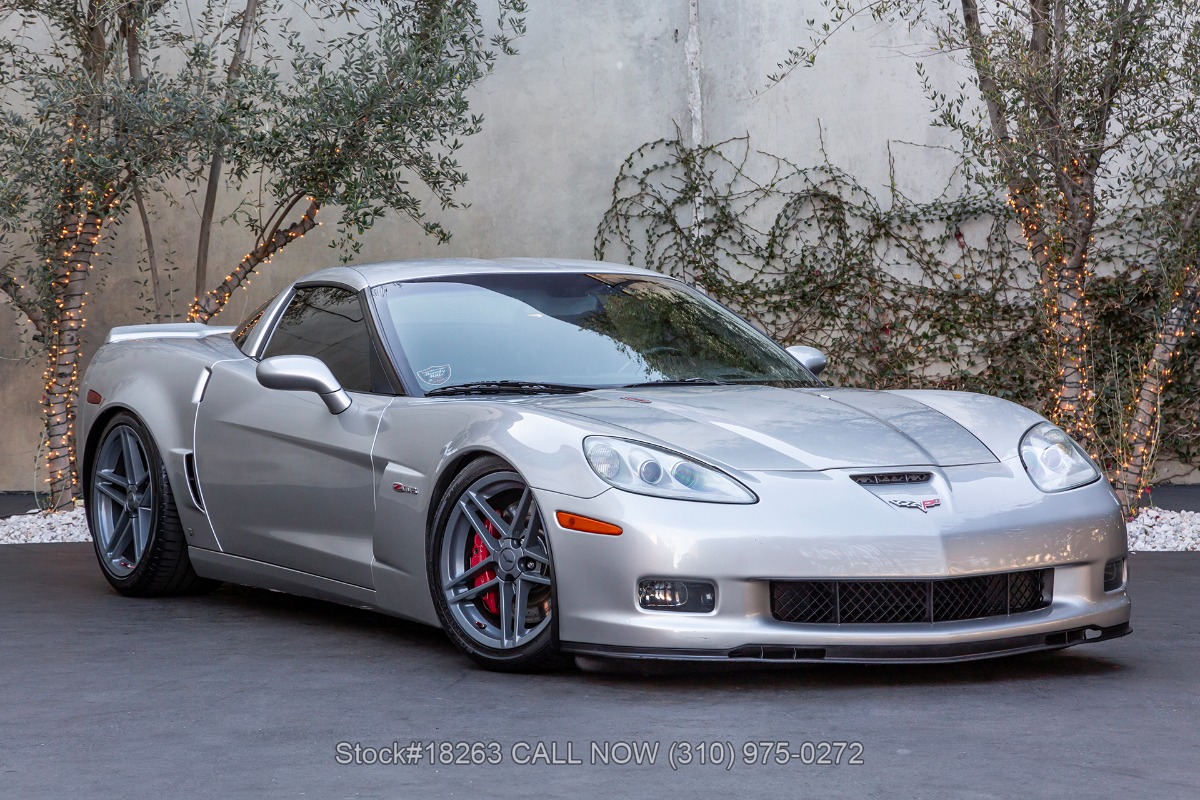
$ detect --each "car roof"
[296,257,663,292]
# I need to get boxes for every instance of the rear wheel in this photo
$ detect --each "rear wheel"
[88,413,216,596]
[428,457,565,672]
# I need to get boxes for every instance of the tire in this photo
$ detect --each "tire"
[428,456,567,672]
[87,412,217,597]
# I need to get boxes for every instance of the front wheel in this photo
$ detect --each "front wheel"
[428,457,565,672]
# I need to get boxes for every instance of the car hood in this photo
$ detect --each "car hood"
[531,386,999,471]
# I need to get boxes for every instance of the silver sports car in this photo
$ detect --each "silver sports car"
[78,258,1131,671]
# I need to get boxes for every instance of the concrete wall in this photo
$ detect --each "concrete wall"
[0,1,969,490]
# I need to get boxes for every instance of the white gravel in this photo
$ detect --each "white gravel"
[0,505,92,544]
[1,504,1198,551]
[1126,507,1200,552]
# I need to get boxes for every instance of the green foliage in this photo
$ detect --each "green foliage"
[1,1,213,323]
[221,0,528,258]
[597,137,1045,394]
[0,0,527,318]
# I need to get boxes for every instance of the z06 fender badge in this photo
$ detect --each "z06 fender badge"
[890,498,941,513]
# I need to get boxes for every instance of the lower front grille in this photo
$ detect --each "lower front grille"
[771,569,1052,625]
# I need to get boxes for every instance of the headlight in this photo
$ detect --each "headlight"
[583,436,756,503]
[1019,422,1100,492]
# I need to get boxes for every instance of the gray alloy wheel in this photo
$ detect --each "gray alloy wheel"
[92,423,155,577]
[87,413,216,596]
[428,457,564,671]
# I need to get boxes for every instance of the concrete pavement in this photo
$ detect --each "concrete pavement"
[0,544,1196,799]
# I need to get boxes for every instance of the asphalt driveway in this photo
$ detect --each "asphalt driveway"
[1,544,1196,799]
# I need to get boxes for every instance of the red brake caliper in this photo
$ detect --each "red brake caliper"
[470,520,500,614]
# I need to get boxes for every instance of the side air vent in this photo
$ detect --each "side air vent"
[850,472,932,485]
[183,452,205,511]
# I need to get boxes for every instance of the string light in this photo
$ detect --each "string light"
[37,123,121,509]
[187,200,321,323]
[1117,265,1200,517]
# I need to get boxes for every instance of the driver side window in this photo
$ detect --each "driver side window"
[261,285,392,394]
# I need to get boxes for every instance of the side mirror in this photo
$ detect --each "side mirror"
[785,345,828,377]
[256,355,352,414]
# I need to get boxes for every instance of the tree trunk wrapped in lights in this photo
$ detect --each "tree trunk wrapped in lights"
[1116,269,1200,507]
[189,200,321,323]
[1,187,117,509]
[42,203,113,509]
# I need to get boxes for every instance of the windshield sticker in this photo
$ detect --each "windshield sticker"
[417,364,452,386]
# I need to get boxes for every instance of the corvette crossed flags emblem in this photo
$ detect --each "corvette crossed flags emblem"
[889,498,942,513]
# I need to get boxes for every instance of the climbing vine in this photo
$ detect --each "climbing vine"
[596,137,1200,504]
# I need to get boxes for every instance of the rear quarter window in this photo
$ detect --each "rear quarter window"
[232,300,271,354]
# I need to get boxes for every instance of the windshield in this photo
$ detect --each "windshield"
[370,272,820,394]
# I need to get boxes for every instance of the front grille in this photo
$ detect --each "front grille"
[771,569,1052,625]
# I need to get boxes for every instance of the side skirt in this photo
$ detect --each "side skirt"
[188,547,377,609]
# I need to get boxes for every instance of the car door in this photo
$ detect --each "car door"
[194,284,395,588]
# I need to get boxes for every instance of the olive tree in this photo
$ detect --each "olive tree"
[773,1,1200,510]
[0,0,525,509]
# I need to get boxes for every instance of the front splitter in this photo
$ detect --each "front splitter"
[560,622,1132,665]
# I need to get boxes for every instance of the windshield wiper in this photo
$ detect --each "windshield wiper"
[620,378,728,388]
[425,380,594,397]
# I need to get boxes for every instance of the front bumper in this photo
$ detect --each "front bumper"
[539,461,1132,661]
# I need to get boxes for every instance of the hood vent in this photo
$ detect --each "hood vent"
[851,472,932,485]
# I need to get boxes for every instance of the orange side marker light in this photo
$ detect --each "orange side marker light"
[556,511,622,536]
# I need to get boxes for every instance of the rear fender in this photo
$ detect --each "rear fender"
[78,332,239,552]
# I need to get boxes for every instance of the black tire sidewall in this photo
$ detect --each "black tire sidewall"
[427,456,562,671]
